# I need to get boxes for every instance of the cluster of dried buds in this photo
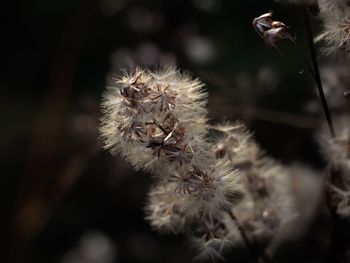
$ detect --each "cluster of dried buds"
[100,68,319,260]
[252,11,292,49]
[100,68,241,258]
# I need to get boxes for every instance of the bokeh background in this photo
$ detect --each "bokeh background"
[1,0,334,262]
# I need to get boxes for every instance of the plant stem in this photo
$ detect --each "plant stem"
[288,36,317,80]
[303,8,336,138]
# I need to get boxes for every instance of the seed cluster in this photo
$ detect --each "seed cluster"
[100,68,311,260]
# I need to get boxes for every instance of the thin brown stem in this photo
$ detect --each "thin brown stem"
[303,7,336,138]
[287,35,317,81]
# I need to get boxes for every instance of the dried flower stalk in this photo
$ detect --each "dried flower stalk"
[100,68,318,260]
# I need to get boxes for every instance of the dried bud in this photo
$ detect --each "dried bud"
[253,12,292,49]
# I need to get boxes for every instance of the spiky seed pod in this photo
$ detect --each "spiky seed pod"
[100,68,208,174]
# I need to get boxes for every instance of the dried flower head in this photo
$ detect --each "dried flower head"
[100,67,319,260]
[100,68,244,260]
[100,67,208,173]
[146,182,190,233]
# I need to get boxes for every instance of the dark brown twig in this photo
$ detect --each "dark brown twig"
[303,7,336,138]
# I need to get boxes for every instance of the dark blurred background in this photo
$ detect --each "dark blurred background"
[1,0,330,262]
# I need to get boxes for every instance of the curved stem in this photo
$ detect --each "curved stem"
[303,8,336,138]
[287,36,317,81]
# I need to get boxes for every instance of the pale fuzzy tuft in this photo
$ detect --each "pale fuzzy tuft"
[99,67,208,174]
[319,17,350,59]
[208,122,256,164]
[179,162,241,216]
[146,182,191,234]
[100,69,245,260]
[317,0,350,59]
[190,212,240,261]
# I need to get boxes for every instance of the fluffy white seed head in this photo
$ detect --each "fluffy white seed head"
[100,68,208,174]
[191,211,240,261]
[174,162,241,216]
[317,0,350,59]
[100,68,317,260]
[146,182,191,234]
